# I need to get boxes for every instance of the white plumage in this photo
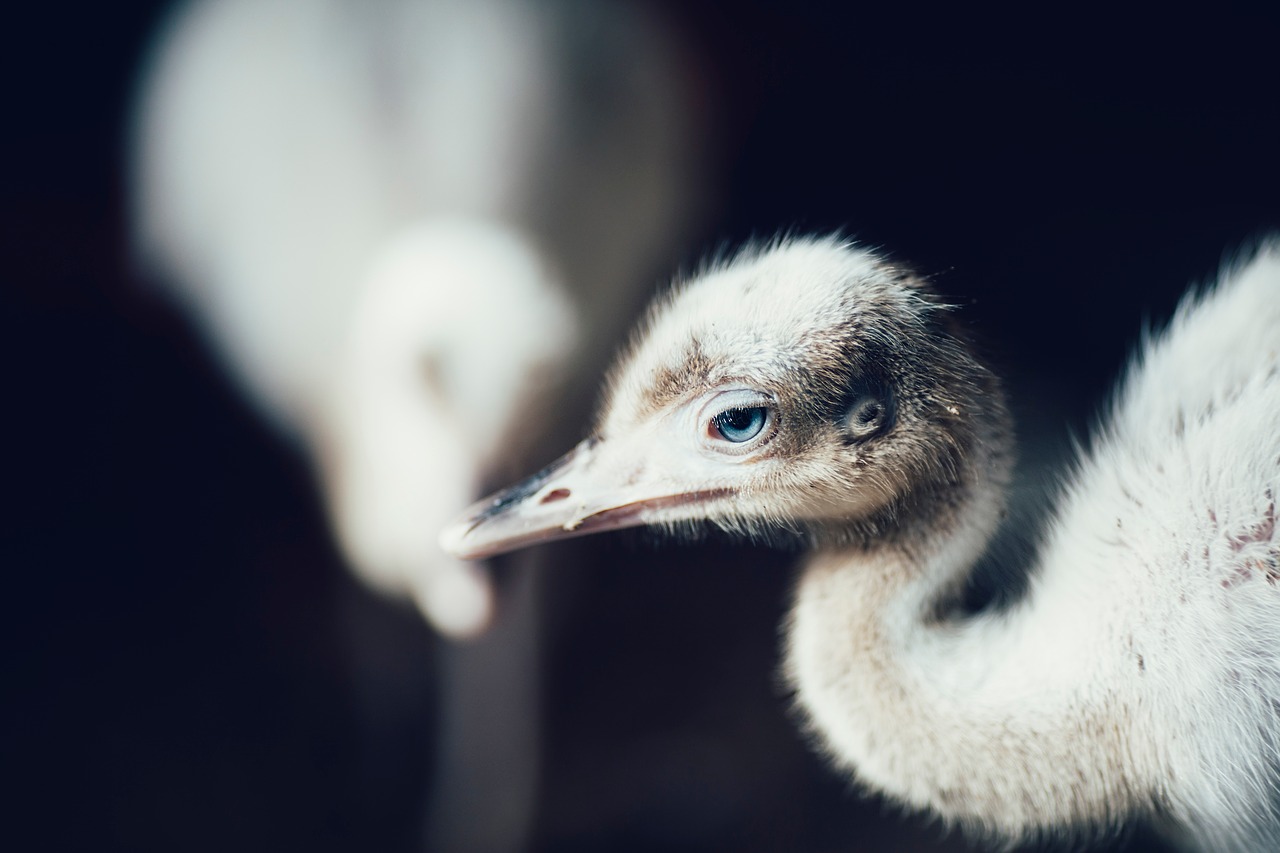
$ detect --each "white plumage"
[131,0,698,636]
[443,236,1280,849]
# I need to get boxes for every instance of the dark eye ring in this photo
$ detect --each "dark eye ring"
[711,406,769,443]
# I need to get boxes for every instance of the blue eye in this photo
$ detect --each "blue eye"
[711,406,768,443]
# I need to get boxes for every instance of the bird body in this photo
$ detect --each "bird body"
[791,242,1280,846]
[443,237,1280,849]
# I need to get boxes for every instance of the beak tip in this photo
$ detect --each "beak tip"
[437,520,476,560]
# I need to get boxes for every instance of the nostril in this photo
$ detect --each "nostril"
[540,488,571,505]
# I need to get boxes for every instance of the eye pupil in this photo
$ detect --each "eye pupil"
[712,406,767,443]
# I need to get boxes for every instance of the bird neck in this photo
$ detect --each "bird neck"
[784,420,1149,839]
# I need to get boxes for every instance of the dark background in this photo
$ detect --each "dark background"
[8,2,1279,851]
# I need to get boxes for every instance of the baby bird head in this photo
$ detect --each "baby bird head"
[442,236,1006,559]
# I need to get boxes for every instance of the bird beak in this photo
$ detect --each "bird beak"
[439,436,730,560]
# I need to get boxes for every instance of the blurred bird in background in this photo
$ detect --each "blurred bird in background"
[131,0,701,637]
[130,0,703,849]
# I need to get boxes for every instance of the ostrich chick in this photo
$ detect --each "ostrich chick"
[442,236,1280,849]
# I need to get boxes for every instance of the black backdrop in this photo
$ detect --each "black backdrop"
[8,2,1279,851]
